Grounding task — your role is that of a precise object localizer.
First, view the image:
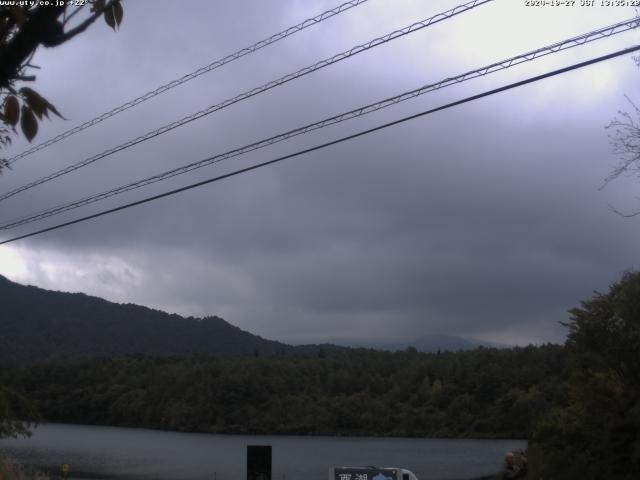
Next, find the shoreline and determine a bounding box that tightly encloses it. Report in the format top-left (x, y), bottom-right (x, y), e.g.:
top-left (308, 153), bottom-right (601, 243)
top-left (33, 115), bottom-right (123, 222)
top-left (19, 421), bottom-right (528, 442)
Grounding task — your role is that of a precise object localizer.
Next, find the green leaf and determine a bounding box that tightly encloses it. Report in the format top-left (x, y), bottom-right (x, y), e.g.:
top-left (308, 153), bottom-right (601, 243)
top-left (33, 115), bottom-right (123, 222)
top-left (19, 87), bottom-right (46, 119)
top-left (19, 87), bottom-right (65, 120)
top-left (20, 105), bottom-right (37, 142)
top-left (113, 0), bottom-right (123, 27)
top-left (45, 101), bottom-right (65, 120)
top-left (104, 4), bottom-right (116, 31)
top-left (4, 96), bottom-right (19, 127)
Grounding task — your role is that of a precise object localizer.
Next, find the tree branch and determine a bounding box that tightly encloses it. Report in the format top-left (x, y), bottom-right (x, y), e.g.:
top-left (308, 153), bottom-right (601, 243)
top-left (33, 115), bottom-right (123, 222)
top-left (607, 203), bottom-right (640, 218)
top-left (62, 5), bottom-right (84, 27)
top-left (50, 0), bottom-right (115, 47)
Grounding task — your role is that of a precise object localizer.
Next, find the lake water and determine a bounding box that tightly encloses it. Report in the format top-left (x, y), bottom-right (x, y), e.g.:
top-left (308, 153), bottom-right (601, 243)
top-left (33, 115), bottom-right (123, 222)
top-left (0, 423), bottom-right (525, 480)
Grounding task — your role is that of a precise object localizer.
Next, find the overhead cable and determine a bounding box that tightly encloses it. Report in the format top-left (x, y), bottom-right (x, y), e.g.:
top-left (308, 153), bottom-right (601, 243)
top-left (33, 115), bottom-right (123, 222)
top-left (1, 44), bottom-right (638, 246)
top-left (5, 0), bottom-right (372, 165)
top-left (0, 0), bottom-right (494, 203)
top-left (2, 16), bottom-right (637, 231)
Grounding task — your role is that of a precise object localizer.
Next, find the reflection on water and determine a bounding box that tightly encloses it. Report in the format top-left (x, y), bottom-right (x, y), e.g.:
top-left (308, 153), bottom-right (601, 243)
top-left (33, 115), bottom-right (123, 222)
top-left (0, 423), bottom-right (525, 480)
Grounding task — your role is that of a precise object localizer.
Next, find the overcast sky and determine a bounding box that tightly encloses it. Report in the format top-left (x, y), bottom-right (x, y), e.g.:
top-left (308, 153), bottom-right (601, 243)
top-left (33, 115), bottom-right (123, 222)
top-left (1, 0), bottom-right (639, 345)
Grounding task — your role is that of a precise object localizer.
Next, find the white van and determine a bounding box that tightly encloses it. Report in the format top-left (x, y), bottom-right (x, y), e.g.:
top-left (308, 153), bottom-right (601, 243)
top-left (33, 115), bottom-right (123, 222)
top-left (330, 467), bottom-right (419, 480)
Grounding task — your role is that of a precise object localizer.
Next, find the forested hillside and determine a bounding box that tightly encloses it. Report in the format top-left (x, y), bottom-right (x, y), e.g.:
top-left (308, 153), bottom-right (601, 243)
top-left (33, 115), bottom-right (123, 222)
top-left (530, 271), bottom-right (640, 479)
top-left (1, 345), bottom-right (567, 438)
top-left (0, 275), bottom-right (297, 363)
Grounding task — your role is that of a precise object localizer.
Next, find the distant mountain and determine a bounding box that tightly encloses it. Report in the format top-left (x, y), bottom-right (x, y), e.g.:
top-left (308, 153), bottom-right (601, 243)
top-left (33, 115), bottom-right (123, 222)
top-left (0, 275), bottom-right (298, 364)
top-left (0, 275), bottom-right (494, 365)
top-left (309, 334), bottom-right (502, 353)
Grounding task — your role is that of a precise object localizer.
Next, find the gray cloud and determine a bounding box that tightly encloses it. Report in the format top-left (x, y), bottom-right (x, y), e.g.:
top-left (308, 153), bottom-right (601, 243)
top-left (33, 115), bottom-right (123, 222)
top-left (1, 0), bottom-right (639, 346)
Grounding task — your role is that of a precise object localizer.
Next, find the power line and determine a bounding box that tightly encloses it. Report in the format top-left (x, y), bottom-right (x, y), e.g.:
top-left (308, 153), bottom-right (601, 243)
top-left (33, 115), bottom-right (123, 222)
top-left (0, 0), bottom-right (494, 203)
top-left (2, 16), bottom-right (637, 231)
top-left (5, 0), bottom-right (372, 166)
top-left (2, 44), bottom-right (637, 246)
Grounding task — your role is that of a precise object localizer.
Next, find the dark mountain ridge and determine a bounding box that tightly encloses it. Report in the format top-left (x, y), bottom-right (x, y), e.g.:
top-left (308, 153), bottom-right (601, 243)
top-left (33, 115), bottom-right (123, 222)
top-left (0, 274), bottom-right (296, 364)
top-left (0, 274), bottom-right (493, 365)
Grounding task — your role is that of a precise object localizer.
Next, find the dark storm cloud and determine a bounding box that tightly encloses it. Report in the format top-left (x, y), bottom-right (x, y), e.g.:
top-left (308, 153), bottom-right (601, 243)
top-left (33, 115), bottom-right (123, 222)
top-left (1, 0), bottom-right (639, 345)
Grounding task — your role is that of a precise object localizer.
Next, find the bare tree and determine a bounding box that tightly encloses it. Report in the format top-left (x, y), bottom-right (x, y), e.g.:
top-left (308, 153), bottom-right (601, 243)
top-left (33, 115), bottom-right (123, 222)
top-left (606, 70), bottom-right (640, 217)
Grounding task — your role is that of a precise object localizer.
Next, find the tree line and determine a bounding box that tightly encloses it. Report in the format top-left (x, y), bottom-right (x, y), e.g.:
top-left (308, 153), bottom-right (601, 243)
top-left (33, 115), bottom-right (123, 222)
top-left (0, 344), bottom-right (568, 439)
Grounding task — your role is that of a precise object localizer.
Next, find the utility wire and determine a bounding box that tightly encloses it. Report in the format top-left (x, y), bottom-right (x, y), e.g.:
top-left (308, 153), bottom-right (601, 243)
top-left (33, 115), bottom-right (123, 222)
top-left (5, 0), bottom-right (372, 165)
top-left (1, 44), bottom-right (638, 246)
top-left (2, 17), bottom-right (637, 231)
top-left (0, 0), bottom-right (494, 203)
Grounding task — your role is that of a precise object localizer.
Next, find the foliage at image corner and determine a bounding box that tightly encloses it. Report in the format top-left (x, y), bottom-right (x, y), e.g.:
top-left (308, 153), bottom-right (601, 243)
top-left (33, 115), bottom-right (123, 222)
top-left (0, 385), bottom-right (38, 439)
top-left (530, 270), bottom-right (640, 480)
top-left (0, 453), bottom-right (50, 480)
top-left (0, 0), bottom-right (124, 166)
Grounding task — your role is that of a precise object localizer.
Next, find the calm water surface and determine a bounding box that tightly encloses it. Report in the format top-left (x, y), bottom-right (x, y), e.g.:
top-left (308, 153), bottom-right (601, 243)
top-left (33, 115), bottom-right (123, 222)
top-left (0, 423), bottom-right (525, 480)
